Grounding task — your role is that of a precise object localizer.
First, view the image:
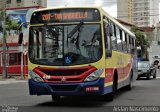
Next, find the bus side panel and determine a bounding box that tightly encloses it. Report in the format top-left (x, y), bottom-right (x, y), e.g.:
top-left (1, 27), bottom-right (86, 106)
top-left (104, 68), bottom-right (115, 94)
top-left (104, 51), bottom-right (136, 94)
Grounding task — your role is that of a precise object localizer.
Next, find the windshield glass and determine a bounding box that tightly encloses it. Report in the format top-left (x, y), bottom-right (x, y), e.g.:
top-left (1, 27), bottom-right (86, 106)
top-left (29, 23), bottom-right (102, 66)
top-left (138, 62), bottom-right (150, 68)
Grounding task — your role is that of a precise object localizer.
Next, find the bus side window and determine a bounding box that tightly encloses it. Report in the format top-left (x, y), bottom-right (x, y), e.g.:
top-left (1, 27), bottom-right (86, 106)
top-left (119, 29), bottom-right (123, 51)
top-left (125, 33), bottom-right (128, 53)
top-left (127, 35), bottom-right (131, 53)
top-left (116, 26), bottom-right (122, 51)
top-left (111, 23), bottom-right (117, 50)
top-left (103, 20), bottom-right (112, 57)
top-left (131, 38), bottom-right (135, 54)
top-left (130, 37), bottom-right (133, 50)
top-left (122, 31), bottom-right (127, 53)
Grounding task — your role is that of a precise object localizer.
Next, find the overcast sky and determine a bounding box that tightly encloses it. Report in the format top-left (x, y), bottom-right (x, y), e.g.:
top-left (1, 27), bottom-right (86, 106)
top-left (47, 0), bottom-right (117, 17)
top-left (47, 0), bottom-right (160, 20)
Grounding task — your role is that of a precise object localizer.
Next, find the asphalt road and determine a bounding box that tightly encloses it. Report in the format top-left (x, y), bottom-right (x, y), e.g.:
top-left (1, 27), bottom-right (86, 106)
top-left (0, 70), bottom-right (160, 112)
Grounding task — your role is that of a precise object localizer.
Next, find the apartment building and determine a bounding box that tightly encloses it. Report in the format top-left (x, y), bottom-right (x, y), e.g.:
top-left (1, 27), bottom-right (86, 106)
top-left (0, 0), bottom-right (47, 9)
top-left (117, 0), bottom-right (159, 27)
top-left (148, 23), bottom-right (160, 64)
top-left (117, 0), bottom-right (133, 24)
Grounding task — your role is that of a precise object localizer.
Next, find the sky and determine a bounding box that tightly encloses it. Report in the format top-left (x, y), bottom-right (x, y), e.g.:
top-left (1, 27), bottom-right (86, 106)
top-left (47, 0), bottom-right (160, 21)
top-left (47, 0), bottom-right (117, 17)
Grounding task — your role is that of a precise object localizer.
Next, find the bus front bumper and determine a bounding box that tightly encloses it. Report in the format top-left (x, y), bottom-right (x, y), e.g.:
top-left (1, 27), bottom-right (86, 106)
top-left (28, 78), bottom-right (105, 96)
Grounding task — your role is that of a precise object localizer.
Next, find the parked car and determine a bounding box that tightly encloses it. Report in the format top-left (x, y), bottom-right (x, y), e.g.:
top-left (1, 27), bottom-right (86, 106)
top-left (138, 61), bottom-right (157, 80)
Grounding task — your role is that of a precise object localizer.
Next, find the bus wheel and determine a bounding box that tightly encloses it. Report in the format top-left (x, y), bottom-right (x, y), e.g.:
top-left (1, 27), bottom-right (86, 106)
top-left (105, 74), bottom-right (117, 101)
top-left (51, 95), bottom-right (61, 102)
top-left (126, 72), bottom-right (133, 90)
top-left (106, 92), bottom-right (114, 101)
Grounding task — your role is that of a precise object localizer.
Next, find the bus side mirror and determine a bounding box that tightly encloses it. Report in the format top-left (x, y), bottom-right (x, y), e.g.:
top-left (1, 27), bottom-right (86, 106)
top-left (18, 23), bottom-right (24, 45)
top-left (106, 50), bottom-right (112, 58)
top-left (18, 32), bottom-right (23, 44)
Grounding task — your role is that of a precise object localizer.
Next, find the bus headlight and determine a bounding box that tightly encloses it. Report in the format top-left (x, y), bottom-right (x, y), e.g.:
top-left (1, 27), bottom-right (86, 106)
top-left (29, 70), bottom-right (44, 82)
top-left (84, 68), bottom-right (104, 82)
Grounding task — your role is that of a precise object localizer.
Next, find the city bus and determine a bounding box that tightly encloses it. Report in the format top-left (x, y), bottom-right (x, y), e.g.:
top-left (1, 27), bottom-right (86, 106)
top-left (20, 6), bottom-right (137, 101)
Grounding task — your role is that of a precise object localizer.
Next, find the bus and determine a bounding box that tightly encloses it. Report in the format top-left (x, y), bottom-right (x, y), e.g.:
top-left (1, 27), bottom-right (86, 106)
top-left (20, 6), bottom-right (137, 101)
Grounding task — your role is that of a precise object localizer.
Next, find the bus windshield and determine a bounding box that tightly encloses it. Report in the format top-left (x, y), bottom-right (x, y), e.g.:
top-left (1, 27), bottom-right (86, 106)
top-left (29, 23), bottom-right (102, 66)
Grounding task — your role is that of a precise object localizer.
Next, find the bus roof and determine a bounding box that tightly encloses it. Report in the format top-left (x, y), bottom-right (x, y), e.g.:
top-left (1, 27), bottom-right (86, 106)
top-left (32, 6), bottom-right (136, 39)
top-left (100, 8), bottom-right (136, 38)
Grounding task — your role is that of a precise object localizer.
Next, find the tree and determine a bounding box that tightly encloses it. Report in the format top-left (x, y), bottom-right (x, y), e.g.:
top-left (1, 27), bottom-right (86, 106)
top-left (131, 26), bottom-right (150, 59)
top-left (0, 11), bottom-right (19, 34)
top-left (0, 11), bottom-right (3, 32)
top-left (0, 10), bottom-right (19, 79)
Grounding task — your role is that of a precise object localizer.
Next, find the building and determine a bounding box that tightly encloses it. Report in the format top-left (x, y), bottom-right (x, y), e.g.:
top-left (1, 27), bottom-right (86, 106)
top-left (117, 0), bottom-right (159, 27)
top-left (148, 23), bottom-right (160, 64)
top-left (0, 0), bottom-right (47, 76)
top-left (0, 0), bottom-right (4, 10)
top-left (117, 0), bottom-right (133, 24)
top-left (4, 0), bottom-right (47, 9)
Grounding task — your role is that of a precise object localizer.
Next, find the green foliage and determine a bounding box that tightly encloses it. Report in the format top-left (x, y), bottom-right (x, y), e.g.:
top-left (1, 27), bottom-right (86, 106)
top-left (6, 20), bottom-right (19, 31)
top-left (131, 26), bottom-right (150, 58)
top-left (0, 11), bottom-right (19, 33)
top-left (0, 11), bottom-right (3, 32)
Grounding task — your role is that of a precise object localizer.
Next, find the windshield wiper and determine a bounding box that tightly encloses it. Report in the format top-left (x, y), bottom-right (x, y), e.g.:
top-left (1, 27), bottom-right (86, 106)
top-left (40, 11), bottom-right (60, 38)
top-left (68, 21), bottom-right (83, 38)
top-left (67, 22), bottom-right (84, 53)
top-left (44, 23), bottom-right (59, 37)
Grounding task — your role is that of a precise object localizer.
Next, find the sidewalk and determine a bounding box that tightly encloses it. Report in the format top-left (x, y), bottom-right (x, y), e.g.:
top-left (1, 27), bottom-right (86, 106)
top-left (0, 76), bottom-right (27, 85)
top-left (0, 79), bottom-right (27, 85)
top-left (156, 69), bottom-right (160, 79)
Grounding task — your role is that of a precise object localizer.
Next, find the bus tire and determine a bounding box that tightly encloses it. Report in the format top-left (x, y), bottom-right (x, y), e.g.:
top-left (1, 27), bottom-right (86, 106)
top-left (105, 73), bottom-right (118, 101)
top-left (51, 95), bottom-right (61, 102)
top-left (126, 71), bottom-right (133, 90)
top-left (106, 91), bottom-right (114, 101)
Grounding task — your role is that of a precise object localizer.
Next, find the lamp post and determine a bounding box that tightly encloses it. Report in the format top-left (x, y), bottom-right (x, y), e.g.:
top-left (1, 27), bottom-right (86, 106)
top-left (2, 0), bottom-right (7, 79)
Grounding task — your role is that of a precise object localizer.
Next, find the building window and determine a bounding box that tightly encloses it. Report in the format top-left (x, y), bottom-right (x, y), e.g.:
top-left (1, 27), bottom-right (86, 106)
top-left (7, 0), bottom-right (11, 4)
top-left (17, 0), bottom-right (21, 3)
top-left (9, 53), bottom-right (21, 65)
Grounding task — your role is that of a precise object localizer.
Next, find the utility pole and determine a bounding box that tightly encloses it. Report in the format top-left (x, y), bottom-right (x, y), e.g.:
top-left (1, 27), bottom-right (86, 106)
top-left (2, 0), bottom-right (7, 79)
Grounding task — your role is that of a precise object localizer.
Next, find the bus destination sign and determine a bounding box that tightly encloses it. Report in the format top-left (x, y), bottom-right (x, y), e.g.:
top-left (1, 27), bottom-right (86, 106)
top-left (30, 8), bottom-right (100, 24)
top-left (41, 12), bottom-right (89, 21)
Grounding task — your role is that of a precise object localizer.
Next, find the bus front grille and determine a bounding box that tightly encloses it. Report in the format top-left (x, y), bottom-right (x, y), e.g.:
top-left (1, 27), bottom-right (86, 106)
top-left (41, 69), bottom-right (88, 76)
top-left (47, 78), bottom-right (82, 82)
